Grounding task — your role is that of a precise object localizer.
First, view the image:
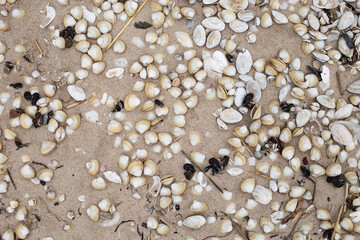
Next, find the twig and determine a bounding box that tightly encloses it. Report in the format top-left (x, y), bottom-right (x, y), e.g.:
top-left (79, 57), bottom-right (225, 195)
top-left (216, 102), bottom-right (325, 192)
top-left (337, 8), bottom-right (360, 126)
top-left (331, 205), bottom-right (344, 240)
top-left (203, 231), bottom-right (232, 240)
top-left (34, 40), bottom-right (44, 55)
top-left (7, 170), bottom-right (17, 190)
top-left (344, 182), bottom-right (349, 213)
top-left (65, 99), bottom-right (87, 109)
top-left (181, 151), bottom-right (223, 193)
top-left (106, 0), bottom-right (149, 50)
top-left (114, 220), bottom-right (134, 232)
top-left (285, 212), bottom-right (303, 240)
top-left (336, 72), bottom-right (343, 94)
top-left (248, 169), bottom-right (272, 180)
top-left (39, 197), bottom-right (70, 225)
top-left (32, 161), bottom-right (47, 168)
top-left (221, 211), bottom-right (249, 240)
top-left (240, 139), bottom-right (254, 157)
top-left (283, 198), bottom-right (304, 224)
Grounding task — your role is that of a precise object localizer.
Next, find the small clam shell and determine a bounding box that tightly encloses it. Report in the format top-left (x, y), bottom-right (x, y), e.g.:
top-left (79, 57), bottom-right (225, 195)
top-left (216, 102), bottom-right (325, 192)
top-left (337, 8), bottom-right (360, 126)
top-left (183, 215), bottom-right (206, 229)
top-left (20, 164), bottom-right (35, 179)
top-left (347, 80), bottom-right (360, 94)
top-left (229, 20), bottom-right (248, 33)
top-left (325, 163), bottom-right (341, 177)
top-left (190, 200), bottom-right (208, 213)
top-left (193, 25), bottom-right (206, 47)
top-left (171, 181), bottom-right (186, 195)
top-left (15, 223), bottom-right (29, 239)
top-left (206, 30), bottom-right (221, 49)
top-left (41, 141), bottom-right (56, 155)
top-left (86, 159), bottom-right (100, 176)
top-left (92, 177), bottom-right (107, 190)
top-left (37, 168), bottom-right (54, 182)
top-left (252, 185), bottom-right (272, 205)
top-left (220, 108), bottom-right (242, 123)
top-left (124, 93), bottom-right (141, 111)
top-left (296, 109), bottom-right (310, 127)
top-left (202, 17), bottom-right (225, 31)
top-left (241, 178), bottom-right (256, 193)
top-left (236, 49), bottom-right (253, 75)
top-left (175, 31), bottom-right (193, 48)
top-left (220, 0), bottom-right (248, 12)
top-left (87, 205), bottom-right (100, 221)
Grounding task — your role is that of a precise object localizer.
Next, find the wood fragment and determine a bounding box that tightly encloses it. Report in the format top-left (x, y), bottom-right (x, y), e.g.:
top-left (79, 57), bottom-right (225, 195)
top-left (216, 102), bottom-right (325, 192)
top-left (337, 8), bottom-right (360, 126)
top-left (221, 211), bottom-right (249, 240)
top-left (203, 231), bottom-right (232, 240)
top-left (106, 0), bottom-right (149, 50)
top-left (114, 220), bottom-right (134, 232)
top-left (344, 182), bottom-right (349, 213)
top-left (240, 139), bottom-right (254, 157)
top-left (34, 40), bottom-right (44, 55)
top-left (39, 197), bottom-right (70, 225)
top-left (7, 169), bottom-right (17, 190)
top-left (248, 169), bottom-right (272, 180)
top-left (331, 205), bottom-right (344, 240)
top-left (181, 151), bottom-right (223, 193)
top-left (283, 198), bottom-right (304, 224)
top-left (65, 99), bottom-right (87, 109)
top-left (285, 212), bottom-right (303, 240)
top-left (336, 72), bottom-right (343, 94)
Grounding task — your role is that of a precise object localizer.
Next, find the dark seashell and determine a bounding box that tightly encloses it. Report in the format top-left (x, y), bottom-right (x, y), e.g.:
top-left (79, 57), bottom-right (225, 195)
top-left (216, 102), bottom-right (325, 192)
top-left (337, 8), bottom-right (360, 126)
top-left (134, 21), bottom-right (152, 29)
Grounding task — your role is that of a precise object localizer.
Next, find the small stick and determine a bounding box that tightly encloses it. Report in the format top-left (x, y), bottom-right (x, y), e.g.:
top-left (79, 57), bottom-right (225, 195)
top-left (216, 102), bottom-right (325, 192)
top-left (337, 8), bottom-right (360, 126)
top-left (203, 231), bottom-right (232, 240)
top-left (7, 170), bottom-right (17, 190)
top-left (65, 99), bottom-right (87, 109)
top-left (34, 40), bottom-right (44, 55)
top-left (285, 212), bottom-right (303, 240)
top-left (32, 161), bottom-right (48, 168)
top-left (181, 151), bottom-right (223, 193)
top-left (336, 72), bottom-right (343, 94)
top-left (331, 205), bottom-right (344, 240)
top-left (283, 198), bottom-right (304, 224)
top-left (114, 220), bottom-right (134, 232)
top-left (263, 232), bottom-right (285, 235)
top-left (344, 182), bottom-right (349, 213)
top-left (221, 211), bottom-right (249, 240)
top-left (240, 139), bottom-right (254, 157)
top-left (39, 197), bottom-right (70, 225)
top-left (106, 0), bottom-right (149, 50)
top-left (248, 169), bottom-right (272, 180)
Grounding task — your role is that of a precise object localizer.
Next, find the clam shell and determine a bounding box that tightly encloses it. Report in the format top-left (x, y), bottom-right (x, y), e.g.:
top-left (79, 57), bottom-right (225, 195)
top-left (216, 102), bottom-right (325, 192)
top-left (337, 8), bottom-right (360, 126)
top-left (175, 31), bottom-right (193, 48)
top-left (246, 80), bottom-right (261, 102)
top-left (312, 0), bottom-right (338, 9)
top-left (296, 109), bottom-right (310, 127)
top-left (40, 4), bottom-right (56, 28)
top-left (183, 215), bottom-right (206, 229)
top-left (220, 0), bottom-right (248, 12)
top-left (193, 25), bottom-right (206, 47)
top-left (236, 49), bottom-right (253, 75)
top-left (229, 20), bottom-right (248, 33)
top-left (206, 30), bottom-right (221, 49)
top-left (252, 185), bottom-right (272, 205)
top-left (338, 11), bottom-right (354, 30)
top-left (220, 108), bottom-right (242, 123)
top-left (317, 95), bottom-right (335, 108)
top-left (202, 17), bottom-right (225, 31)
top-left (347, 80), bottom-right (360, 94)
top-left (329, 121), bottom-right (359, 145)
top-left (271, 10), bottom-right (288, 24)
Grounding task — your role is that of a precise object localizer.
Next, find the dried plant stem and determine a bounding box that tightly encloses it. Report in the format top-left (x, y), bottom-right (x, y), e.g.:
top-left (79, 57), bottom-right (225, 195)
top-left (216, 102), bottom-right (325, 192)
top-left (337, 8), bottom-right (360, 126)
top-left (344, 182), bottom-right (349, 213)
top-left (285, 212), bottom-right (303, 240)
top-left (106, 0), bottom-right (149, 50)
top-left (7, 169), bottom-right (17, 190)
top-left (65, 99), bottom-right (87, 109)
top-left (181, 151), bottom-right (223, 193)
top-left (34, 39), bottom-right (44, 55)
top-left (39, 197), bottom-right (70, 225)
top-left (203, 231), bottom-right (232, 240)
top-left (240, 139), bottom-right (254, 157)
top-left (336, 72), bottom-right (343, 94)
top-left (248, 169), bottom-right (272, 180)
top-left (221, 212), bottom-right (249, 240)
top-left (331, 205), bottom-right (344, 240)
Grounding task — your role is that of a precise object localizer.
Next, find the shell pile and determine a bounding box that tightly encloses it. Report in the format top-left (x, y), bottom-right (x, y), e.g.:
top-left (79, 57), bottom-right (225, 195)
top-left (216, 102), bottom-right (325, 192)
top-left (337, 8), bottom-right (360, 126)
top-left (1, 0), bottom-right (360, 239)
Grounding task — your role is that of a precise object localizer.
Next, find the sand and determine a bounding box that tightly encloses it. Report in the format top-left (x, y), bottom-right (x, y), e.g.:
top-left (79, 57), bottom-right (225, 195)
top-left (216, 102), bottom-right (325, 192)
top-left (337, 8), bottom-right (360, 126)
top-left (0, 0), bottom-right (358, 239)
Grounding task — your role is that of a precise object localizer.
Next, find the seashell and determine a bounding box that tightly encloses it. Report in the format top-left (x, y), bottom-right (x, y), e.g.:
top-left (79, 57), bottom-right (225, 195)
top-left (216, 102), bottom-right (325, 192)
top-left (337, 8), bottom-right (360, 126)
top-left (298, 135), bottom-right (312, 152)
top-left (316, 208), bottom-right (330, 220)
top-left (15, 223), bottom-right (29, 239)
top-left (20, 164), bottom-right (35, 179)
top-left (310, 164), bottom-right (325, 177)
top-left (220, 0), bottom-right (248, 12)
top-left (40, 4), bottom-right (56, 28)
top-left (338, 11), bottom-right (354, 30)
top-left (19, 113), bottom-right (33, 129)
top-left (87, 205), bottom-right (100, 221)
top-left (86, 159), bottom-right (99, 176)
top-left (330, 121), bottom-right (360, 145)
top-left (312, 0), bottom-right (338, 9)
top-left (181, 7), bottom-right (196, 19)
top-left (157, 224), bottom-right (170, 235)
top-left (192, 25), bottom-right (206, 47)
top-left (289, 186), bottom-right (306, 198)
top-left (237, 10), bottom-right (255, 22)
top-left (317, 95), bottom-right (335, 108)
top-left (92, 62), bottom-right (105, 74)
top-left (253, 58), bottom-right (266, 72)
top-left (104, 171), bottom-right (121, 184)
top-left (206, 30), bottom-right (221, 49)
top-left (128, 160), bottom-right (143, 177)
top-left (236, 49), bottom-right (252, 75)
top-left (124, 93), bottom-right (141, 111)
top-left (296, 109), bottom-right (310, 127)
top-left (175, 31), bottom-right (193, 48)
top-left (41, 141), bottom-right (56, 155)
top-left (190, 200), bottom-right (208, 213)
top-left (282, 146), bottom-right (295, 160)
top-left (260, 217), bottom-right (275, 233)
top-left (271, 10), bottom-right (288, 24)
top-left (147, 216), bottom-right (159, 230)
top-left (229, 20), bottom-right (248, 33)
top-left (220, 108), bottom-right (242, 123)
top-left (347, 80), bottom-right (360, 94)
top-left (202, 17), bottom-right (225, 31)
top-left (246, 80), bottom-right (261, 102)
top-left (189, 131), bottom-right (201, 146)
top-left (325, 163), bottom-right (341, 177)
top-left (0, 20), bottom-right (10, 32)
top-left (183, 215), bottom-right (206, 229)
top-left (171, 181), bottom-right (186, 195)
top-left (241, 178), bottom-right (256, 193)
top-left (92, 177), bottom-right (107, 190)
top-left (220, 219), bottom-right (233, 233)
top-left (252, 185), bottom-right (272, 205)
top-left (261, 12), bottom-right (273, 28)
top-left (37, 168), bottom-right (54, 182)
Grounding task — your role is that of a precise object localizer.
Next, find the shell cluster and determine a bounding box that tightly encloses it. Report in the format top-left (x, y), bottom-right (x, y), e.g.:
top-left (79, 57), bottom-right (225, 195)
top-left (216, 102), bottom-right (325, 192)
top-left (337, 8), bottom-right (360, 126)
top-left (1, 0), bottom-right (360, 239)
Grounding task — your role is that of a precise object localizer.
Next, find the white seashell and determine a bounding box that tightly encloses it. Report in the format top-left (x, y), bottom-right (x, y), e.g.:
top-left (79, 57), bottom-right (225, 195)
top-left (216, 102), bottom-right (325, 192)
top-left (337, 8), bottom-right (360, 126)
top-left (330, 121), bottom-right (360, 145)
top-left (193, 25), bottom-right (206, 47)
top-left (252, 185), bottom-right (272, 205)
top-left (220, 108), bottom-right (242, 123)
top-left (229, 20), bottom-right (248, 33)
top-left (220, 0), bottom-right (248, 12)
top-left (81, 5), bottom-right (96, 23)
top-left (175, 32), bottom-right (193, 48)
top-left (246, 80), bottom-right (261, 102)
top-left (236, 49), bottom-right (253, 75)
top-left (296, 109), bottom-right (310, 127)
top-left (347, 80), bottom-right (360, 94)
top-left (106, 68), bottom-right (124, 79)
top-left (104, 171), bottom-right (122, 184)
top-left (202, 17), bottom-right (225, 31)
top-left (206, 30), bottom-right (221, 49)
top-left (183, 215), bottom-right (206, 229)
top-left (40, 4), bottom-right (56, 28)
top-left (67, 85), bottom-right (86, 101)
top-left (271, 10), bottom-right (288, 24)
top-left (338, 11), bottom-right (354, 30)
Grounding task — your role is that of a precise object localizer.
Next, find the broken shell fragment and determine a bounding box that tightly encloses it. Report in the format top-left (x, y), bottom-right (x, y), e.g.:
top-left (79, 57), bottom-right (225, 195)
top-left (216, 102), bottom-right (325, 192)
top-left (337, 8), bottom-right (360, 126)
top-left (183, 215), bottom-right (206, 229)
